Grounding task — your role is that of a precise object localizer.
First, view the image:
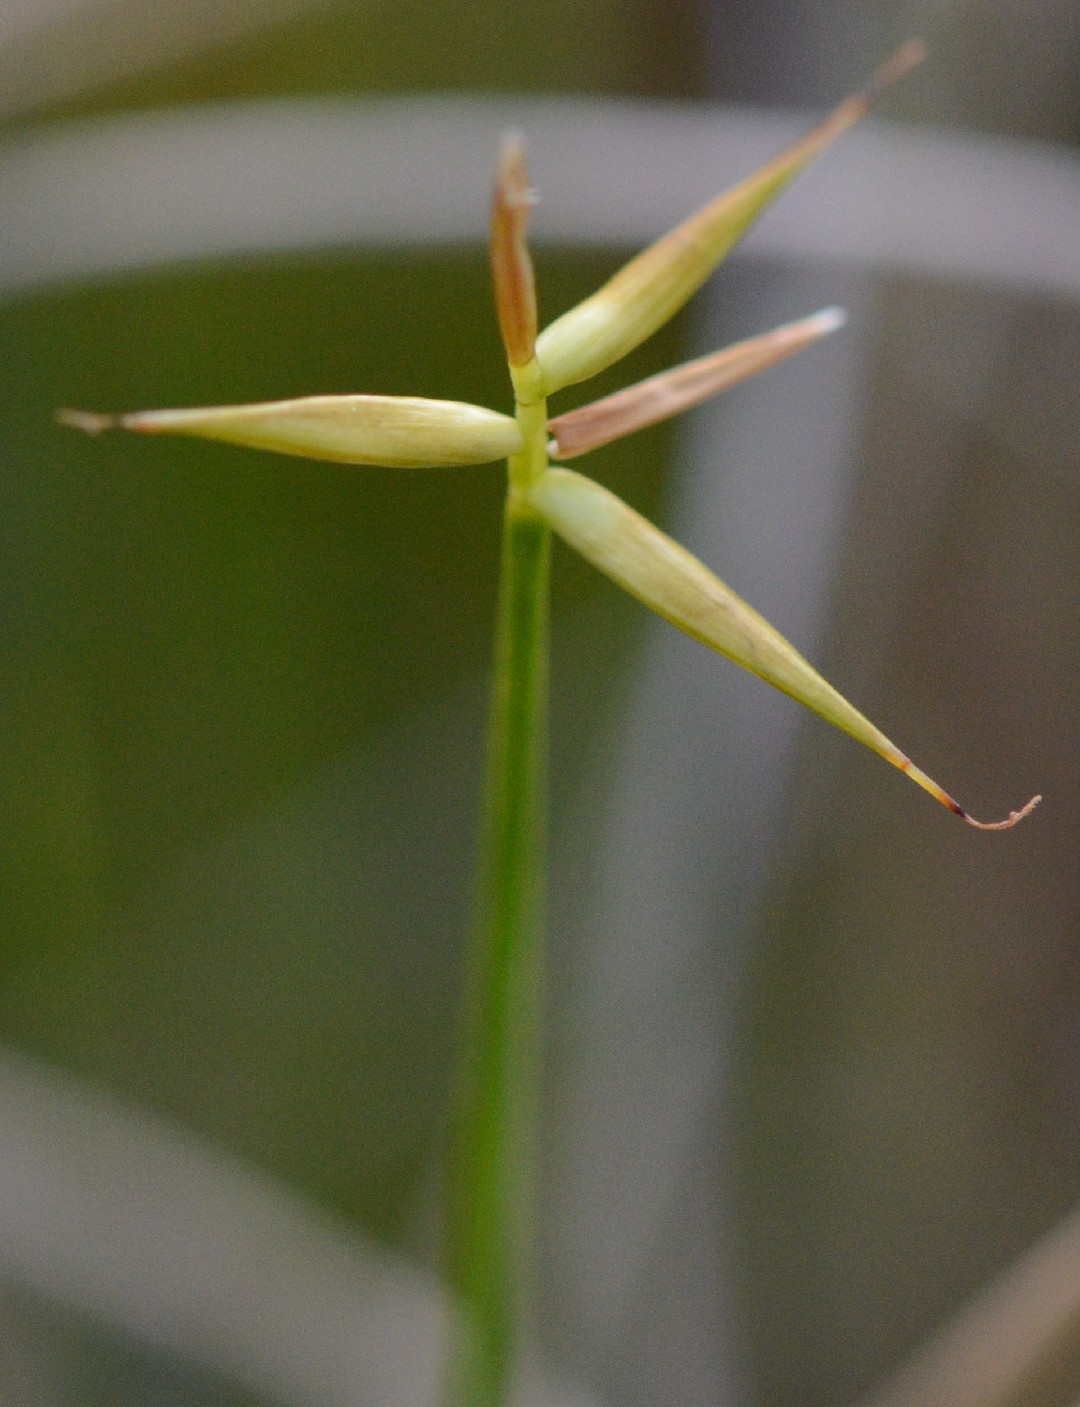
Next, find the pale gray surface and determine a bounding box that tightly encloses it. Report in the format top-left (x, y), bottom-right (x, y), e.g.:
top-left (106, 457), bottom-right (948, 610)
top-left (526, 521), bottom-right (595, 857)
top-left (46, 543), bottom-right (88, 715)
top-left (0, 0), bottom-right (335, 120)
top-left (545, 264), bottom-right (877, 1407)
top-left (3, 76), bottom-right (1076, 1407)
top-left (0, 96), bottom-right (1077, 300)
top-left (0, 1043), bottom-right (597, 1407)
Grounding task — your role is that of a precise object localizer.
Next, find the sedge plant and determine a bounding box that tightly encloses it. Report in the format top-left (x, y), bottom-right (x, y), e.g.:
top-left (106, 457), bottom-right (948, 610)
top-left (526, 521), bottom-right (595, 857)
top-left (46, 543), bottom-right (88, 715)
top-left (61, 40), bottom-right (1039, 1407)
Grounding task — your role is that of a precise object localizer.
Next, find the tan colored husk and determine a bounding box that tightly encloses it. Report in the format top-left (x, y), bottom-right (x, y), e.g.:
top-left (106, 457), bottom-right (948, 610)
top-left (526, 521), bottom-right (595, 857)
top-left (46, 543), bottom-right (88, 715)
top-left (58, 395), bottom-right (523, 468)
top-left (548, 307), bottom-right (846, 458)
top-left (535, 41), bottom-right (926, 395)
top-left (490, 134), bottom-right (539, 371)
top-left (529, 466), bottom-right (1038, 827)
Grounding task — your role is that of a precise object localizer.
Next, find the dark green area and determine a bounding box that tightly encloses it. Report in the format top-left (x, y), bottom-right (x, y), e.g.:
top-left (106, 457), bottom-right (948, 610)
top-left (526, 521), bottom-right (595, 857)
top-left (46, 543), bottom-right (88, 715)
top-left (1, 1284), bottom-right (265, 1407)
top-left (18, 0), bottom-right (706, 130)
top-left (0, 248), bottom-right (682, 1247)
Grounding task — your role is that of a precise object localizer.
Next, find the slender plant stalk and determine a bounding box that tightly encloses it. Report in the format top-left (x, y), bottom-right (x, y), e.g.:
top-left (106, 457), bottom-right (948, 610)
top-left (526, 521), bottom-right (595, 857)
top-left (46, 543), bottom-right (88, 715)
top-left (442, 134), bottom-right (553, 1406)
top-left (443, 489), bottom-right (550, 1407)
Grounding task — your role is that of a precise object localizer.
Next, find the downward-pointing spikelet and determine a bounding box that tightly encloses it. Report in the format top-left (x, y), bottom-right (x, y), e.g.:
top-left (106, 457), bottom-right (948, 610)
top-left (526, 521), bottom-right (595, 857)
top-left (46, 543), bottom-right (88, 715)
top-left (527, 468), bottom-right (1040, 830)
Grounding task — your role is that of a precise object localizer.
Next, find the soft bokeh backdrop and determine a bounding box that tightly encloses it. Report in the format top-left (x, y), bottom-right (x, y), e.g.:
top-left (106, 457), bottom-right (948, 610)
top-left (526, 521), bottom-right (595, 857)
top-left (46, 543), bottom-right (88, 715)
top-left (0, 3), bottom-right (1077, 1406)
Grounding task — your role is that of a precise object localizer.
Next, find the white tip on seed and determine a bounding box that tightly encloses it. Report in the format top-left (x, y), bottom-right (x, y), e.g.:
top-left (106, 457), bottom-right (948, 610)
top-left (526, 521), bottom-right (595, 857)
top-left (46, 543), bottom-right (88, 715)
top-left (810, 306), bottom-right (848, 336)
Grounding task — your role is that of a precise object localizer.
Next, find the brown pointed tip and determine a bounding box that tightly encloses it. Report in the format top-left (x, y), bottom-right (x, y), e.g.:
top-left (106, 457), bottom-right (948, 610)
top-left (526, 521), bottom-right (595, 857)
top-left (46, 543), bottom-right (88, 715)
top-left (491, 132), bottom-right (538, 370)
top-left (56, 407), bottom-right (119, 434)
top-left (496, 132), bottom-right (531, 197)
top-left (895, 757), bottom-right (1040, 831)
top-left (959, 794), bottom-right (1042, 831)
top-left (861, 39), bottom-right (928, 107)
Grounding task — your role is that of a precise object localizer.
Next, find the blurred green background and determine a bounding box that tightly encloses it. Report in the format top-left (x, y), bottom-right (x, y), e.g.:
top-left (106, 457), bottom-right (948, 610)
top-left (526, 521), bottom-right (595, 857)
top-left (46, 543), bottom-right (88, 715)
top-left (0, 2), bottom-right (1077, 1406)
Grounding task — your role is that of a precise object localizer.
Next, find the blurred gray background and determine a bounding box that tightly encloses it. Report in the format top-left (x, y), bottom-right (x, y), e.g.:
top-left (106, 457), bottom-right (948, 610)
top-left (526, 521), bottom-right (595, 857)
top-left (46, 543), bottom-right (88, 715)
top-left (0, 2), bottom-right (1077, 1405)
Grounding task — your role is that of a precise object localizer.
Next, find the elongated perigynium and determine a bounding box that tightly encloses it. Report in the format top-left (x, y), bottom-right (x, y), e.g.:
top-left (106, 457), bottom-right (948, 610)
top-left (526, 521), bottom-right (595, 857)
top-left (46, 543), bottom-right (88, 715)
top-left (61, 41), bottom-right (1038, 829)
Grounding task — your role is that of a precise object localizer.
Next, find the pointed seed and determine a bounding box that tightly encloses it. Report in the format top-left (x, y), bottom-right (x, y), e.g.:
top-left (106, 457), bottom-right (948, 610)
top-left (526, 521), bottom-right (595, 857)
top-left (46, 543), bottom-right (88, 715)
top-left (535, 42), bottom-right (926, 394)
top-left (57, 395), bottom-right (523, 468)
top-left (528, 465), bottom-right (1037, 827)
top-left (491, 133), bottom-right (539, 371)
top-left (548, 307), bottom-right (846, 459)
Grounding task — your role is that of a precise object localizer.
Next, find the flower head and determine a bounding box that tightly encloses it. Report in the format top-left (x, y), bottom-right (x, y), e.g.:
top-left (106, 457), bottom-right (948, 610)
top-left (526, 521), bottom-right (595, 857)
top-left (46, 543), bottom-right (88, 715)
top-left (60, 42), bottom-right (1039, 829)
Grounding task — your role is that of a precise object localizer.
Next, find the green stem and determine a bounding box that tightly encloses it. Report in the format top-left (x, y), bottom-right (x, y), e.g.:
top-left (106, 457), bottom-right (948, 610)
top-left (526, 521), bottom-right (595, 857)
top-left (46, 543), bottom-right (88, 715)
top-left (444, 490), bottom-right (550, 1407)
